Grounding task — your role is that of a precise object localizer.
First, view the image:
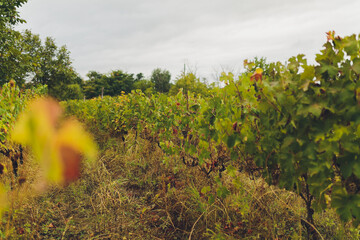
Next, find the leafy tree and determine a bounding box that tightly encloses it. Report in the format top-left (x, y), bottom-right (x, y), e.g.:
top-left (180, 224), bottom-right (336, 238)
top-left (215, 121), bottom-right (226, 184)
top-left (83, 71), bottom-right (103, 99)
top-left (0, 28), bottom-right (83, 100)
top-left (60, 83), bottom-right (84, 100)
top-left (27, 35), bottom-right (81, 100)
top-left (0, 0), bottom-right (27, 27)
top-left (0, 28), bottom-right (29, 85)
top-left (0, 29), bottom-right (83, 100)
top-left (133, 79), bottom-right (154, 95)
top-left (104, 70), bottom-right (135, 95)
top-left (169, 72), bottom-right (209, 96)
top-left (150, 68), bottom-right (171, 93)
top-left (0, 0), bottom-right (28, 85)
top-left (83, 70), bottom-right (138, 98)
top-left (135, 73), bottom-right (144, 81)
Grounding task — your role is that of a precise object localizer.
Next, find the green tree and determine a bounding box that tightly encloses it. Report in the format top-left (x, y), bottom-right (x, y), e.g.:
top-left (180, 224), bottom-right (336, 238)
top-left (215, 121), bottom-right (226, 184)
top-left (133, 79), bottom-right (154, 95)
top-left (104, 70), bottom-right (135, 95)
top-left (0, 28), bottom-right (28, 85)
top-left (83, 70), bottom-right (138, 98)
top-left (27, 35), bottom-right (82, 100)
top-left (83, 71), bottom-right (103, 99)
top-left (0, 28), bottom-right (83, 100)
top-left (150, 68), bottom-right (171, 93)
top-left (169, 72), bottom-right (209, 96)
top-left (135, 72), bottom-right (144, 81)
top-left (0, 0), bottom-right (27, 27)
top-left (0, 0), bottom-right (28, 85)
top-left (61, 83), bottom-right (84, 100)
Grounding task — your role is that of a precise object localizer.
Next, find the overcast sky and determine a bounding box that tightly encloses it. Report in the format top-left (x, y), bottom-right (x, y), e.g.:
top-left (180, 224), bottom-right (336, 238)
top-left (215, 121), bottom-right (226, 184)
top-left (16, 0), bottom-right (360, 82)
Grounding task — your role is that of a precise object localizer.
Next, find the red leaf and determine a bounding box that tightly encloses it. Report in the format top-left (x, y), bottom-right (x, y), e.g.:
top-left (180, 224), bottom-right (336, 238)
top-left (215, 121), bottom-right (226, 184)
top-left (60, 145), bottom-right (82, 185)
top-left (326, 30), bottom-right (335, 41)
top-left (18, 227), bottom-right (25, 235)
top-left (48, 223), bottom-right (55, 228)
top-left (250, 72), bottom-right (262, 82)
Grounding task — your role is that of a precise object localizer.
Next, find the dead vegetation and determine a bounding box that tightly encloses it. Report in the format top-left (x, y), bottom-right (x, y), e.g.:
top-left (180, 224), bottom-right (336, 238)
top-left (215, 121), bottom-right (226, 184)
top-left (0, 132), bottom-right (358, 239)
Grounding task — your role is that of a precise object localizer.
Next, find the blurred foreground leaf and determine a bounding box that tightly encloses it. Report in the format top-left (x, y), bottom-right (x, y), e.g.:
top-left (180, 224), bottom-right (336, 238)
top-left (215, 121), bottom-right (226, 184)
top-left (11, 97), bottom-right (97, 185)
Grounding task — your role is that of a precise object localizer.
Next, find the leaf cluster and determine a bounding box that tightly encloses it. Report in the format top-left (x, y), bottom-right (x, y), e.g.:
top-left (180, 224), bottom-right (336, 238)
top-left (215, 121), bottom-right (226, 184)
top-left (62, 33), bottom-right (360, 228)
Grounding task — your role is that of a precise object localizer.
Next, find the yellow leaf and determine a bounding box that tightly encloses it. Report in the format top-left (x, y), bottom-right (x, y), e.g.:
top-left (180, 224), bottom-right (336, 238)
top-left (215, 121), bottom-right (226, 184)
top-left (325, 194), bottom-right (331, 205)
top-left (326, 30), bottom-right (335, 41)
top-left (56, 119), bottom-right (97, 163)
top-left (255, 68), bottom-right (263, 74)
top-left (11, 97), bottom-right (59, 162)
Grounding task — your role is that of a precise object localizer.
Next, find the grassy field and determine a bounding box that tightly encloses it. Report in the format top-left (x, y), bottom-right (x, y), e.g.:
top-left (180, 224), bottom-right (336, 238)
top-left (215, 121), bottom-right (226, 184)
top-left (1, 131), bottom-right (358, 239)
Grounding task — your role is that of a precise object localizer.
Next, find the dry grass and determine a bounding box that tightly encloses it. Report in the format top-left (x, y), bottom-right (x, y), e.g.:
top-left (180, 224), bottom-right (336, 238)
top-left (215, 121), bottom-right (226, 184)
top-left (0, 133), bottom-right (358, 239)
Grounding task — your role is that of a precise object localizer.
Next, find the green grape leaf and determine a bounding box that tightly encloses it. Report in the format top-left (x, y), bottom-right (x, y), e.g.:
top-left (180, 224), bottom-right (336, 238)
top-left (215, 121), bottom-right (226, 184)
top-left (216, 186), bottom-right (230, 199)
top-left (343, 35), bottom-right (359, 57)
top-left (352, 58), bottom-right (360, 74)
top-left (227, 134), bottom-right (237, 148)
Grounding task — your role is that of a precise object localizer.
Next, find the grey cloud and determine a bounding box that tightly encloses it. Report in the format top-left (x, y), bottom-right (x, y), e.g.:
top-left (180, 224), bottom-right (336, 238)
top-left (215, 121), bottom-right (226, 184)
top-left (16, 0), bottom-right (360, 81)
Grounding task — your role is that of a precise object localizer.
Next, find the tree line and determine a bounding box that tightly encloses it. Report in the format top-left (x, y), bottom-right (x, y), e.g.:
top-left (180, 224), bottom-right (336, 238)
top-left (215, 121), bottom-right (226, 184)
top-left (0, 0), bottom-right (212, 100)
